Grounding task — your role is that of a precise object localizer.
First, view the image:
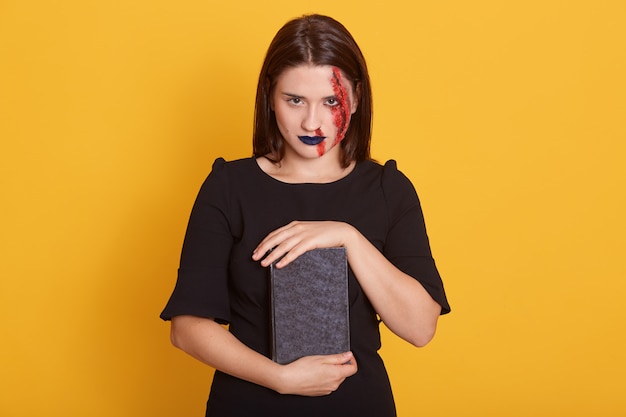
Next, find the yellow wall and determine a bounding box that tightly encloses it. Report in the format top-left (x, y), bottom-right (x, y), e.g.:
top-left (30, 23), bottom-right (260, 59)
top-left (1, 1), bottom-right (624, 416)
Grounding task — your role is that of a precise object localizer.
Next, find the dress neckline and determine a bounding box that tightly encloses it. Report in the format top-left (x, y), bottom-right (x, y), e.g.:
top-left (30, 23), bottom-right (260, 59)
top-left (252, 157), bottom-right (360, 186)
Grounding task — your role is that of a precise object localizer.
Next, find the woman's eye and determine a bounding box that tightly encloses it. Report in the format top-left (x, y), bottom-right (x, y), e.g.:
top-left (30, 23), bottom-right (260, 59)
top-left (288, 97), bottom-right (303, 105)
top-left (325, 98), bottom-right (338, 106)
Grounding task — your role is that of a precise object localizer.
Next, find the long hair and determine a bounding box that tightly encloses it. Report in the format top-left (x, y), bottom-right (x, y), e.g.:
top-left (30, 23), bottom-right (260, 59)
top-left (252, 15), bottom-right (373, 167)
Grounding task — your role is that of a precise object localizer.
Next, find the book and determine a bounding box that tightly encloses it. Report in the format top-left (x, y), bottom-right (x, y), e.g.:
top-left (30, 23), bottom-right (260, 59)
top-left (269, 247), bottom-right (350, 365)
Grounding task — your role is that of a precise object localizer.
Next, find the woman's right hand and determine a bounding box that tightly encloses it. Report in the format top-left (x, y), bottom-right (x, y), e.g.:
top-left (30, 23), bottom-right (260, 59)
top-left (274, 351), bottom-right (358, 396)
top-left (171, 316), bottom-right (357, 397)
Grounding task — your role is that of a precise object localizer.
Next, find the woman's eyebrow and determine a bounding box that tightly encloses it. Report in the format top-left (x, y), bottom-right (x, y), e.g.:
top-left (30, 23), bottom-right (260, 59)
top-left (282, 92), bottom-right (304, 99)
top-left (281, 92), bottom-right (337, 100)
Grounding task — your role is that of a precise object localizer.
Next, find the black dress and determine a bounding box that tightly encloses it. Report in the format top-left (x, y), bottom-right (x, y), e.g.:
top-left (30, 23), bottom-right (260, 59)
top-left (161, 157), bottom-right (450, 417)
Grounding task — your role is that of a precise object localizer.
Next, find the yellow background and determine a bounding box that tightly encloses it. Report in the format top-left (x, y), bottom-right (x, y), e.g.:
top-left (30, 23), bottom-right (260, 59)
top-left (1, 1), bottom-right (625, 416)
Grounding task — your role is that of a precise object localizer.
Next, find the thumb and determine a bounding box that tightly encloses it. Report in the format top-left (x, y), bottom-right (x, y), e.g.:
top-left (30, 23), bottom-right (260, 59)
top-left (328, 351), bottom-right (354, 365)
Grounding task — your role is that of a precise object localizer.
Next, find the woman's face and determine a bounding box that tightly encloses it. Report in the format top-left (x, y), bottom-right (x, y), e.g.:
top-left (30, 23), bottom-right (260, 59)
top-left (270, 64), bottom-right (358, 159)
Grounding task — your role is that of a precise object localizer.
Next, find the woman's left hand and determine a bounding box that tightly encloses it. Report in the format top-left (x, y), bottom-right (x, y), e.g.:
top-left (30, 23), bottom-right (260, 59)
top-left (252, 220), bottom-right (355, 268)
top-left (254, 220), bottom-right (442, 347)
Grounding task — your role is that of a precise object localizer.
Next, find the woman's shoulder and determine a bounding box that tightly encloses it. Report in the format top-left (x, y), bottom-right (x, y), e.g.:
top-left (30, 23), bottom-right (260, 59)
top-left (371, 159), bottom-right (420, 204)
top-left (196, 157), bottom-right (257, 194)
top-left (359, 159), bottom-right (412, 187)
top-left (210, 156), bottom-right (255, 171)
top-left (358, 158), bottom-right (402, 173)
top-left (203, 156), bottom-right (257, 180)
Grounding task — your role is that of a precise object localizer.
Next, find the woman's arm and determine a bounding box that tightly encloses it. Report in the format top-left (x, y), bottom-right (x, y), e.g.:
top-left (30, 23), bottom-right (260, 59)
top-left (170, 315), bottom-right (358, 396)
top-left (253, 221), bottom-right (442, 347)
top-left (341, 225), bottom-right (441, 347)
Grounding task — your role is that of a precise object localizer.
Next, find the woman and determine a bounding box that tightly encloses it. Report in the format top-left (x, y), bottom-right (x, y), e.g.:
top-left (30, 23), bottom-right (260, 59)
top-left (161, 14), bottom-right (450, 417)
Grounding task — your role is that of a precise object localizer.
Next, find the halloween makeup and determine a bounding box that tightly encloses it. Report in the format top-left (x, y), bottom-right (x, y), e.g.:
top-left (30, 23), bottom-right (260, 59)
top-left (308, 68), bottom-right (351, 157)
top-left (272, 65), bottom-right (355, 160)
top-left (309, 68), bottom-right (352, 157)
top-left (298, 128), bottom-right (326, 145)
top-left (330, 67), bottom-right (351, 146)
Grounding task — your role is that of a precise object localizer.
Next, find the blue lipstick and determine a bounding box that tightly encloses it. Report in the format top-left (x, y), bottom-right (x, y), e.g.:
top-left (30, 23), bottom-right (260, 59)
top-left (298, 136), bottom-right (326, 145)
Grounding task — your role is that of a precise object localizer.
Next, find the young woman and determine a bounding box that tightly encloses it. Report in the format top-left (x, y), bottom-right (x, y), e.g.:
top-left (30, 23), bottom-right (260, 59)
top-left (161, 14), bottom-right (450, 417)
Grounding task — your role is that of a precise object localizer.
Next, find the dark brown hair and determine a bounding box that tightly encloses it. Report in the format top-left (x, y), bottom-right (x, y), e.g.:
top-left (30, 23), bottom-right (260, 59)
top-left (252, 14), bottom-right (373, 167)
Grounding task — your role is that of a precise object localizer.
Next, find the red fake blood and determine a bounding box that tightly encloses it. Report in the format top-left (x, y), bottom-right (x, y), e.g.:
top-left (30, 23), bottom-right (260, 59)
top-left (315, 128), bottom-right (325, 156)
top-left (330, 67), bottom-right (350, 146)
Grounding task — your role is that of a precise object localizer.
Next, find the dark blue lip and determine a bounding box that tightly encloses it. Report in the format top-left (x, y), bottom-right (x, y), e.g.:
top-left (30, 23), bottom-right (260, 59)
top-left (298, 136), bottom-right (326, 145)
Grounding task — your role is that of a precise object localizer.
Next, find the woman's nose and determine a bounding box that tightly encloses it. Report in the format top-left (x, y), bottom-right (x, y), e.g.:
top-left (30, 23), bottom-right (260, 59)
top-left (301, 106), bottom-right (322, 132)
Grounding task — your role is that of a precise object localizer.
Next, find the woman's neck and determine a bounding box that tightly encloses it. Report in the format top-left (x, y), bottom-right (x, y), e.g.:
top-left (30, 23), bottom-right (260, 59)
top-left (257, 153), bottom-right (355, 184)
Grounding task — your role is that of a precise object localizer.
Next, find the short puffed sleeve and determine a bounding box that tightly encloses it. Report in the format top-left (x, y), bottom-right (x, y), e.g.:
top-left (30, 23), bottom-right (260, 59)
top-left (160, 158), bottom-right (233, 323)
top-left (381, 160), bottom-right (450, 314)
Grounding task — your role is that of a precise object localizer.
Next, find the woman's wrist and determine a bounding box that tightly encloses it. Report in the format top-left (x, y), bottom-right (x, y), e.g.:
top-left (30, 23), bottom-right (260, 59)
top-left (270, 362), bottom-right (290, 394)
top-left (341, 222), bottom-right (362, 250)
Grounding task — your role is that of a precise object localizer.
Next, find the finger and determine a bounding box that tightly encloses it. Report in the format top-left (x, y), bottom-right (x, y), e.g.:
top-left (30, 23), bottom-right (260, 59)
top-left (259, 233), bottom-right (314, 267)
top-left (252, 222), bottom-right (300, 261)
top-left (324, 351), bottom-right (355, 366)
top-left (252, 238), bottom-right (282, 262)
top-left (328, 352), bottom-right (358, 379)
top-left (270, 243), bottom-right (311, 268)
top-left (258, 239), bottom-right (301, 267)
